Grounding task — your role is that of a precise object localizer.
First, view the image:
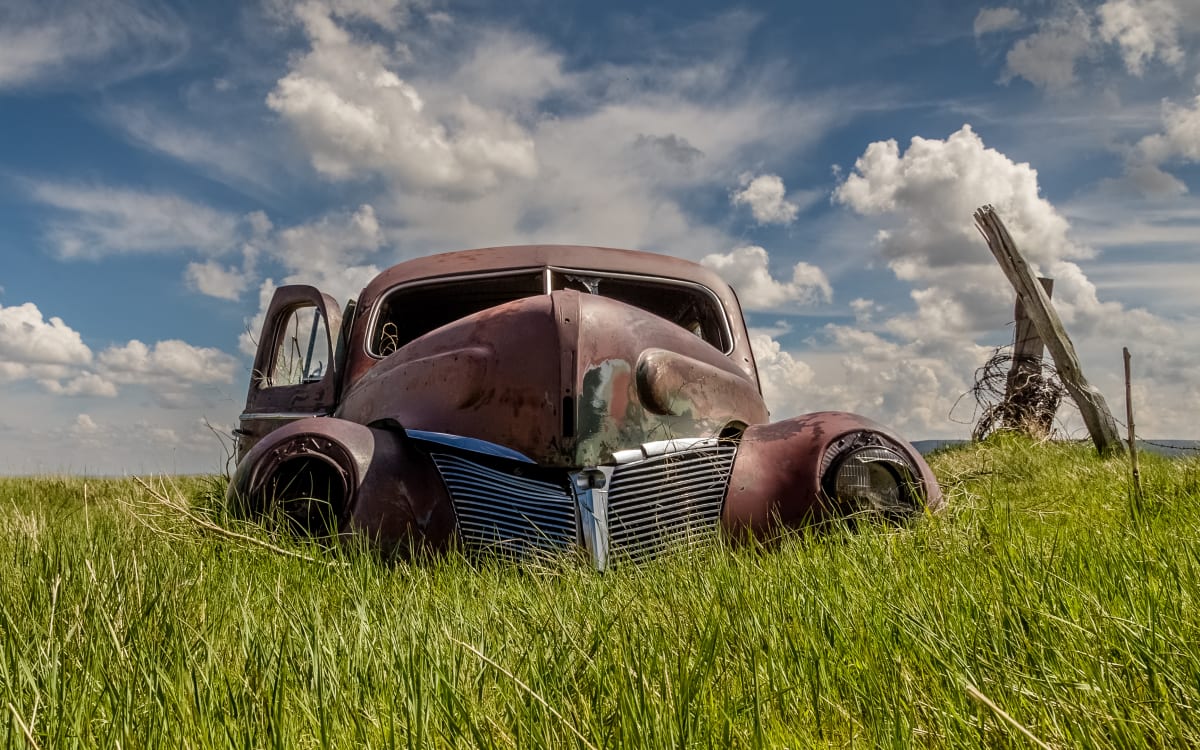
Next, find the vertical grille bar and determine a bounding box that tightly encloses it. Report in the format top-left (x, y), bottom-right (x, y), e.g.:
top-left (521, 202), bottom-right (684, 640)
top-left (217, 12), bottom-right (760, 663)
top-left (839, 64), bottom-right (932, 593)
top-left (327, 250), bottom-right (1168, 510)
top-left (606, 444), bottom-right (736, 562)
top-left (429, 453), bottom-right (578, 558)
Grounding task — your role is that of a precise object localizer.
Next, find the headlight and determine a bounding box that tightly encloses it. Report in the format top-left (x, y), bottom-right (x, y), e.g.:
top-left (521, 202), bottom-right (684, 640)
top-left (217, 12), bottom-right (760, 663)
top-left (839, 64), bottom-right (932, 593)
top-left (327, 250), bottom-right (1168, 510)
top-left (245, 435), bottom-right (354, 537)
top-left (825, 444), bottom-right (919, 518)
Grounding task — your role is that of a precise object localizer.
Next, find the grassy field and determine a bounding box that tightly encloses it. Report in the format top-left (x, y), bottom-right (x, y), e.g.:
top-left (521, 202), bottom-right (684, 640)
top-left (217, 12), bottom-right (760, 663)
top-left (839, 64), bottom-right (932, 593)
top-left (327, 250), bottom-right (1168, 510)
top-left (2, 435), bottom-right (1199, 748)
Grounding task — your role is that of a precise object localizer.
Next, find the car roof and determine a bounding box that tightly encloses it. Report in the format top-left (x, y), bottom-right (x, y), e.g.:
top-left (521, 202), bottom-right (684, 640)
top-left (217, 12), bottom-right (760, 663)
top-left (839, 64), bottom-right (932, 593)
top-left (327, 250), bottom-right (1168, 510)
top-left (357, 245), bottom-right (737, 308)
top-left (348, 244), bottom-right (760, 389)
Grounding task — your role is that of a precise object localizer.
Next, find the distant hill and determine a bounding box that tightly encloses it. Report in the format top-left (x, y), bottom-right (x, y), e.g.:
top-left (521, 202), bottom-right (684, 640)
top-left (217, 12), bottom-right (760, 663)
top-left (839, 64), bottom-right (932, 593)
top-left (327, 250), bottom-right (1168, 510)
top-left (913, 438), bottom-right (1200, 457)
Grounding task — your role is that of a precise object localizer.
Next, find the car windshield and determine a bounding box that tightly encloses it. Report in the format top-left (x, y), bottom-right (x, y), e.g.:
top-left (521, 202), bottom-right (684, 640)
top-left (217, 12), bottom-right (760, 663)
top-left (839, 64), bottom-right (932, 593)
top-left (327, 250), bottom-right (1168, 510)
top-left (372, 272), bottom-right (544, 356)
top-left (551, 272), bottom-right (729, 351)
top-left (371, 268), bottom-right (730, 356)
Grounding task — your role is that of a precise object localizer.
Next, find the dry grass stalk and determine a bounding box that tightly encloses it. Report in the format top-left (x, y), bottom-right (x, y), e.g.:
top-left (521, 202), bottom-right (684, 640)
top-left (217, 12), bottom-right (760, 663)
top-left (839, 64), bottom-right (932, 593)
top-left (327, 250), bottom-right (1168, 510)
top-left (127, 475), bottom-right (344, 568)
top-left (963, 683), bottom-right (1054, 750)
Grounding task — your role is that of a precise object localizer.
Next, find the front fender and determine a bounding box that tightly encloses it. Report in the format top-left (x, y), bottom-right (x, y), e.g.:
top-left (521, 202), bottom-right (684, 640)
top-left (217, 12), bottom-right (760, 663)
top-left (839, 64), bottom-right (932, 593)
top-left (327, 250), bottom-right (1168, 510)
top-left (227, 417), bottom-right (454, 555)
top-left (722, 411), bottom-right (943, 538)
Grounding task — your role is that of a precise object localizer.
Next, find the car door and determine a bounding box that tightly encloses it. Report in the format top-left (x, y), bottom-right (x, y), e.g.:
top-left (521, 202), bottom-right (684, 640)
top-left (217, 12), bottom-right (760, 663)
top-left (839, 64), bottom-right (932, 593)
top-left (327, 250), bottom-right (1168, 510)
top-left (235, 285), bottom-right (344, 460)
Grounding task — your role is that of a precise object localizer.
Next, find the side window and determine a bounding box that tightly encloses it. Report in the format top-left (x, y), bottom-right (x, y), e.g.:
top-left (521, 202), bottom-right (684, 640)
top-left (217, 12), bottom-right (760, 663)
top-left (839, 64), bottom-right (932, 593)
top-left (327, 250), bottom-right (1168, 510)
top-left (263, 304), bottom-right (331, 388)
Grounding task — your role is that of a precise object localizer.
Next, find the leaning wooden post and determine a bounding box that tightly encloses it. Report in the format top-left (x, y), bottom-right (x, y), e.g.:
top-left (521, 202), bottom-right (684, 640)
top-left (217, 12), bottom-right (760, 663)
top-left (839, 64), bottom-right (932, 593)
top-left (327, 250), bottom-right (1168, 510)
top-left (973, 205), bottom-right (1124, 456)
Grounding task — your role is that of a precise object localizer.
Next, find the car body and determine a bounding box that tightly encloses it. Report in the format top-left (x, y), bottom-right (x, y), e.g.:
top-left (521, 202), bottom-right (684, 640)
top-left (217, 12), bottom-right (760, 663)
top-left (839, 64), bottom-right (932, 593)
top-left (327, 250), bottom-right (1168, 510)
top-left (228, 245), bottom-right (942, 567)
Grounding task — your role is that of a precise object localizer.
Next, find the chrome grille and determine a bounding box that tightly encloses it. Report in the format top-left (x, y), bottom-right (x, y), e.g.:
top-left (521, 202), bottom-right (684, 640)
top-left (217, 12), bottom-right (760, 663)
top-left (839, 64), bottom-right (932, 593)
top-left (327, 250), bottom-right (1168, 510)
top-left (429, 453), bottom-right (578, 558)
top-left (606, 444), bottom-right (737, 562)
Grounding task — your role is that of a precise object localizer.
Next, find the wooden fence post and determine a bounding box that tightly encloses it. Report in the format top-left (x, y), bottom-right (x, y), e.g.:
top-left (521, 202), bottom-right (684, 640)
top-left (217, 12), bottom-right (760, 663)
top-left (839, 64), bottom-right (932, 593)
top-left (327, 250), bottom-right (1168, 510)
top-left (1124, 347), bottom-right (1143, 510)
top-left (1003, 277), bottom-right (1055, 435)
top-left (973, 205), bottom-right (1124, 456)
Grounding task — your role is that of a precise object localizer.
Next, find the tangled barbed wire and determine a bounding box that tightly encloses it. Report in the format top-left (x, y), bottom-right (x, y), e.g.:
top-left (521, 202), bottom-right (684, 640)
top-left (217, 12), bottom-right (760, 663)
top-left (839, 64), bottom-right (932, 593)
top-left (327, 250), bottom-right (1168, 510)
top-left (956, 346), bottom-right (1067, 442)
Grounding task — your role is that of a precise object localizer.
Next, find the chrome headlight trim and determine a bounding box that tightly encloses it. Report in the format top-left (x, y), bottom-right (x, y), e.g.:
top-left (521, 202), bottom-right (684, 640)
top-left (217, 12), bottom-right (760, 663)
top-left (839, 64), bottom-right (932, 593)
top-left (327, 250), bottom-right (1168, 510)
top-left (821, 432), bottom-right (923, 517)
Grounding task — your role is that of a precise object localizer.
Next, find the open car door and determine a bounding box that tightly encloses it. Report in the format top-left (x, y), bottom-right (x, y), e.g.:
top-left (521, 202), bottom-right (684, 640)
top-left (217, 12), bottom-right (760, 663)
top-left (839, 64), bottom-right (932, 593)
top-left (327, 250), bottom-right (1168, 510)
top-left (235, 285), bottom-right (344, 460)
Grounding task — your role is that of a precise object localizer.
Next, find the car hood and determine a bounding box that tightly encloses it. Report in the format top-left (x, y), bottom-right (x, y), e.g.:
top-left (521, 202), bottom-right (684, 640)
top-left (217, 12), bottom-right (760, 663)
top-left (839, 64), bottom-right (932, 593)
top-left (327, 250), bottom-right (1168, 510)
top-left (337, 290), bottom-right (767, 467)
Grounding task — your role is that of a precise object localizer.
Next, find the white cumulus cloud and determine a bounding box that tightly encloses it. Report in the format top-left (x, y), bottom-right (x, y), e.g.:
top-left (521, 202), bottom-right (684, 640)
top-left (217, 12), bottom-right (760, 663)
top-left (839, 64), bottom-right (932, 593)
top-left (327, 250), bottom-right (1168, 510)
top-left (0, 299), bottom-right (241, 406)
top-left (1002, 7), bottom-right (1095, 91)
top-left (1136, 94), bottom-right (1200, 165)
top-left (835, 124), bottom-right (1086, 271)
top-left (42, 372), bottom-right (119, 398)
top-left (731, 173), bottom-right (800, 225)
top-left (266, 3), bottom-right (538, 195)
top-left (98, 339), bottom-right (238, 387)
top-left (0, 302), bottom-right (93, 366)
top-left (749, 333), bottom-right (816, 418)
top-left (70, 413), bottom-right (100, 436)
top-left (832, 124), bottom-right (1130, 338)
top-left (1123, 94), bottom-right (1200, 195)
top-left (701, 245), bottom-right (831, 311)
top-left (186, 259), bottom-right (252, 301)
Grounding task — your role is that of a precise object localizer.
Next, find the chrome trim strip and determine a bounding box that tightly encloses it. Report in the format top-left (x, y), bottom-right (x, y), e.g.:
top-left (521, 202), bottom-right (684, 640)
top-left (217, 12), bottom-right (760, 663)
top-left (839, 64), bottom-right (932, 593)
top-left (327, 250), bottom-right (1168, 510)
top-left (406, 429), bottom-right (536, 464)
top-left (572, 466), bottom-right (616, 571)
top-left (611, 437), bottom-right (721, 464)
top-left (238, 412), bottom-right (329, 421)
top-left (640, 437), bottom-right (720, 457)
top-left (610, 448), bottom-right (644, 463)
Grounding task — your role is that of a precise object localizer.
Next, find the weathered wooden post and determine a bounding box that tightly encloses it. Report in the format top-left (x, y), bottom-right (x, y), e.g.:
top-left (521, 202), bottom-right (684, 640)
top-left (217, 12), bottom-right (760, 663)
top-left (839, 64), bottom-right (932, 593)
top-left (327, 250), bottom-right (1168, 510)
top-left (1003, 277), bottom-right (1055, 435)
top-left (973, 205), bottom-right (1124, 456)
top-left (1124, 347), bottom-right (1143, 510)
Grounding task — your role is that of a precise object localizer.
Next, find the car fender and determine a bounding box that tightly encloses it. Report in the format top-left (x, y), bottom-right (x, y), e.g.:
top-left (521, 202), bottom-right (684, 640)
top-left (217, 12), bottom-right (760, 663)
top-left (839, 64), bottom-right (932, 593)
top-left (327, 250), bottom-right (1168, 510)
top-left (227, 416), bottom-right (454, 555)
top-left (722, 411), bottom-right (943, 538)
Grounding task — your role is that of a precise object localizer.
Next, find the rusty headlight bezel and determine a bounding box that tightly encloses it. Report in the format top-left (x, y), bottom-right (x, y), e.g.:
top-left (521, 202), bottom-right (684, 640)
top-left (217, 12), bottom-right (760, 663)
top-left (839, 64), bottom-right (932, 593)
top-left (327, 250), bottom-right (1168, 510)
top-left (820, 434), bottom-right (923, 519)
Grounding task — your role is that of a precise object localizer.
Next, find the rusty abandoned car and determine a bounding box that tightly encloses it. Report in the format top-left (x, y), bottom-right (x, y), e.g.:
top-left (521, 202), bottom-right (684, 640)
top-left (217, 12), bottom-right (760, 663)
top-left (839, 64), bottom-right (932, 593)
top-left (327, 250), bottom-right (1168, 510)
top-left (229, 245), bottom-right (942, 568)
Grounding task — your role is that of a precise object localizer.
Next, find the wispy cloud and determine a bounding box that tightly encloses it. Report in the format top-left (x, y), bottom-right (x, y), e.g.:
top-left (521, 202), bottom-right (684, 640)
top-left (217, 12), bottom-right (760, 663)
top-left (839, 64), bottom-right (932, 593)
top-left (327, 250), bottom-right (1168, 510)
top-left (974, 7), bottom-right (1023, 37)
top-left (105, 104), bottom-right (283, 196)
top-left (994, 0), bottom-right (1200, 91)
top-left (0, 0), bottom-right (188, 90)
top-left (29, 181), bottom-right (246, 259)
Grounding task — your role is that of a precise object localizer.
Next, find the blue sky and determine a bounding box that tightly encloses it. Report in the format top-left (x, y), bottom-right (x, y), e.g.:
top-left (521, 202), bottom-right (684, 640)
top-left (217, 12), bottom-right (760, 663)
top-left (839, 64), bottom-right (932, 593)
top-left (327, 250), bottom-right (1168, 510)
top-left (2, 0), bottom-right (1199, 473)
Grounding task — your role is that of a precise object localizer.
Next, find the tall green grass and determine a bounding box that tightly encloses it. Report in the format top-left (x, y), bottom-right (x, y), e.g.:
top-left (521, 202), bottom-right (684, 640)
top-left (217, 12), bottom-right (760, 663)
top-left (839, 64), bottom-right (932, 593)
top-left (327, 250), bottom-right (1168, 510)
top-left (2, 436), bottom-right (1199, 748)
